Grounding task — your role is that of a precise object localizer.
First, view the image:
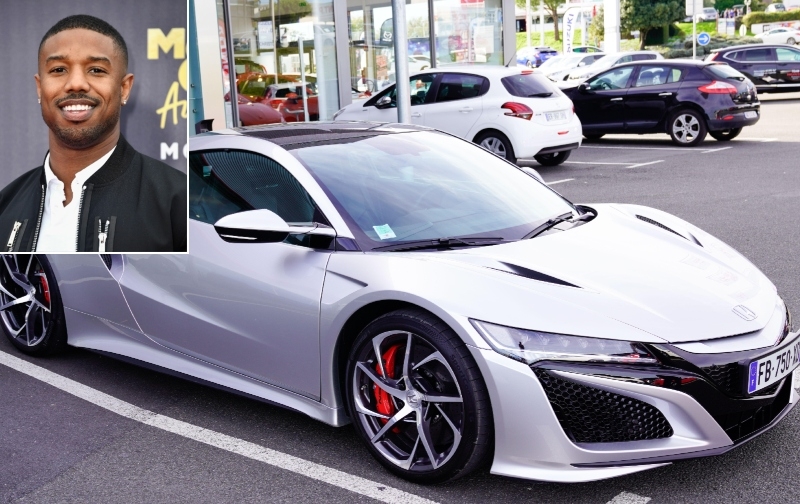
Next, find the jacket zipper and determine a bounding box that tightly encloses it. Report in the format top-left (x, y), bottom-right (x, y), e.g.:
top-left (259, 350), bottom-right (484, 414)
top-left (30, 184), bottom-right (45, 251)
top-left (73, 186), bottom-right (87, 252)
top-left (98, 219), bottom-right (110, 252)
top-left (6, 222), bottom-right (21, 252)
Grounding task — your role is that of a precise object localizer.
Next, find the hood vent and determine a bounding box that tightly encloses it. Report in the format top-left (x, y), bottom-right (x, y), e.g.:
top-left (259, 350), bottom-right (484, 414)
top-left (635, 215), bottom-right (687, 240)
top-left (490, 261), bottom-right (581, 288)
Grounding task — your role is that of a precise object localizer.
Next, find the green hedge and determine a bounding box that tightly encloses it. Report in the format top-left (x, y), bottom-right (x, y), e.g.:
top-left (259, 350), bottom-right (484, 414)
top-left (742, 10), bottom-right (800, 29)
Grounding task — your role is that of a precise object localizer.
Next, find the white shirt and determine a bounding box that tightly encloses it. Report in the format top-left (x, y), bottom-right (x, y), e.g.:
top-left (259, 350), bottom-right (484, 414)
top-left (35, 148), bottom-right (116, 252)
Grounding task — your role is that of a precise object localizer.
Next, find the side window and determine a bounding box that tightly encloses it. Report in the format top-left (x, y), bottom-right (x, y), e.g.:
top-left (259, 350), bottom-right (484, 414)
top-left (616, 55), bottom-right (633, 64)
top-left (632, 54), bottom-right (655, 61)
top-left (435, 73), bottom-right (489, 102)
top-left (367, 73), bottom-right (437, 107)
top-left (777, 48), bottom-right (800, 62)
top-left (634, 65), bottom-right (682, 87)
top-left (588, 67), bottom-right (634, 90)
top-left (189, 150), bottom-right (326, 228)
top-left (743, 48), bottom-right (774, 61)
top-left (725, 51), bottom-right (741, 62)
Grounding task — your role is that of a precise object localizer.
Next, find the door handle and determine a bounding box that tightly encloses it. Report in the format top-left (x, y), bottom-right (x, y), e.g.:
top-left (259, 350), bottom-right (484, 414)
top-left (411, 112), bottom-right (422, 118)
top-left (459, 107), bottom-right (473, 113)
top-left (610, 97), bottom-right (623, 101)
top-left (658, 92), bottom-right (673, 96)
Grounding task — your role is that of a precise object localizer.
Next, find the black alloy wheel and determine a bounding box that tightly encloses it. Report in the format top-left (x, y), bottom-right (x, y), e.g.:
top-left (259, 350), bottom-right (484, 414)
top-left (345, 309), bottom-right (492, 484)
top-left (709, 127), bottom-right (742, 141)
top-left (0, 255), bottom-right (67, 355)
top-left (534, 149), bottom-right (572, 166)
top-left (475, 131), bottom-right (517, 165)
top-left (668, 109), bottom-right (707, 147)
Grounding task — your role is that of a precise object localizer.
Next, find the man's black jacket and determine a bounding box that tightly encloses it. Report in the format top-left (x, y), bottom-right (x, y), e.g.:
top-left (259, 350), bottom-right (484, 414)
top-left (0, 136), bottom-right (186, 252)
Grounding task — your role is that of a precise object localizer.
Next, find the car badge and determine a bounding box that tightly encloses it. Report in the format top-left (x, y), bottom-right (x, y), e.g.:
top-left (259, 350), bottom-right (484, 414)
top-left (732, 305), bottom-right (757, 321)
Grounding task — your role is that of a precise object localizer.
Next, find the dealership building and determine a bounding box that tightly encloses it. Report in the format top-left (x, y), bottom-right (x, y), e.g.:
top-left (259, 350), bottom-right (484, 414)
top-left (189, 0), bottom-right (516, 132)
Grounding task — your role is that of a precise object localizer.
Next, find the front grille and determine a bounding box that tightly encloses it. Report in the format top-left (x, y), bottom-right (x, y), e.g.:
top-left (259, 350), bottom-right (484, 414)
top-left (712, 379), bottom-right (792, 442)
top-left (533, 369), bottom-right (674, 443)
top-left (701, 363), bottom-right (781, 397)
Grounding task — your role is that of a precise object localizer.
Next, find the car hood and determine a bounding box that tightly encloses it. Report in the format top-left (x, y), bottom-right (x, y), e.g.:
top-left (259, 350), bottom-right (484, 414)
top-left (415, 204), bottom-right (778, 344)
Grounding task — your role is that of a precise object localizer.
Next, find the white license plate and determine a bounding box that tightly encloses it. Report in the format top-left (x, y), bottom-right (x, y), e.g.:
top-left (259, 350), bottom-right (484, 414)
top-left (744, 111), bottom-right (758, 119)
top-left (747, 334), bottom-right (800, 394)
top-left (545, 111), bottom-right (567, 121)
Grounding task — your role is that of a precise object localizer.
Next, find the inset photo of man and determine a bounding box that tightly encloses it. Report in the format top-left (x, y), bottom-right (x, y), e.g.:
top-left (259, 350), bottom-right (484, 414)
top-left (0, 2), bottom-right (187, 252)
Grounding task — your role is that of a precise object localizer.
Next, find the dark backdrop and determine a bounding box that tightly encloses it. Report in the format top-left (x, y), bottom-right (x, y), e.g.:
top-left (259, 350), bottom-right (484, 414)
top-left (0, 0), bottom-right (187, 188)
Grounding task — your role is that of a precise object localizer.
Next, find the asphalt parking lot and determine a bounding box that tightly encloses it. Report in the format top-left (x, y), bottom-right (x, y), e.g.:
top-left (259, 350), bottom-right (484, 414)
top-left (2, 93), bottom-right (799, 504)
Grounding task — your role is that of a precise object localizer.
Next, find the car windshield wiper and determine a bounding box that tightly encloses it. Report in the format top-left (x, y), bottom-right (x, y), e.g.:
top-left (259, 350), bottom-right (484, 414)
top-left (527, 92), bottom-right (553, 97)
top-left (372, 236), bottom-right (506, 252)
top-left (522, 211), bottom-right (594, 240)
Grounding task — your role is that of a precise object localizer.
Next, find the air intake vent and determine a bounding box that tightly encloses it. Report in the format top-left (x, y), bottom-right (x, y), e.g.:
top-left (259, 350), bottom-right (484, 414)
top-left (100, 254), bottom-right (112, 270)
top-left (635, 215), bottom-right (686, 240)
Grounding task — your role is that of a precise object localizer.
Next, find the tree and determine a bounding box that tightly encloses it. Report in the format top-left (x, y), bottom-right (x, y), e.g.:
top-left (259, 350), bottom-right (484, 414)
top-left (621, 0), bottom-right (684, 49)
top-left (516, 0), bottom-right (563, 42)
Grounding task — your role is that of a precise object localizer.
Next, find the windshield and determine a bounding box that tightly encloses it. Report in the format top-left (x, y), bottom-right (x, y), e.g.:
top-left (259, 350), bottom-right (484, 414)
top-left (291, 131), bottom-right (575, 250)
top-left (538, 55), bottom-right (567, 71)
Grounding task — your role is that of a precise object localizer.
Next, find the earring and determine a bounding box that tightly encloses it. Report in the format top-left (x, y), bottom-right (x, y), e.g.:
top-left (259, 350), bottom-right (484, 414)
top-left (38, 98), bottom-right (41, 103)
top-left (123, 99), bottom-right (127, 105)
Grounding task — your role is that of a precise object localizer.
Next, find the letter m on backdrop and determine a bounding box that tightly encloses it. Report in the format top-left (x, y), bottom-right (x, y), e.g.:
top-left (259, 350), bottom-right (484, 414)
top-left (148, 28), bottom-right (186, 59)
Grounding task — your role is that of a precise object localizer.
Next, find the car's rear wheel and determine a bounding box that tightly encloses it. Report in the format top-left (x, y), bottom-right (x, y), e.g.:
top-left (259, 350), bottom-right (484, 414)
top-left (475, 131), bottom-right (517, 165)
top-left (668, 109), bottom-right (707, 146)
top-left (0, 255), bottom-right (67, 356)
top-left (345, 309), bottom-right (492, 484)
top-left (788, 37), bottom-right (796, 45)
top-left (534, 149), bottom-right (572, 166)
top-left (709, 127), bottom-right (742, 141)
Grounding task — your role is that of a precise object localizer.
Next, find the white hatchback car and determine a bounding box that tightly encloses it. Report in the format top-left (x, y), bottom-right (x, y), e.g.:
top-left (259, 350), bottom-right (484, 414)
top-left (333, 67), bottom-right (582, 166)
top-left (757, 27), bottom-right (800, 45)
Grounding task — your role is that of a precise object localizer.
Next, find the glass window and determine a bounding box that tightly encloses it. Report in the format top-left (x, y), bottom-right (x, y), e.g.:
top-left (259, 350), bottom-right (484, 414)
top-left (501, 73), bottom-right (560, 97)
top-left (588, 67), bottom-right (634, 90)
top-left (777, 48), bottom-right (800, 61)
top-left (616, 55), bottom-right (633, 64)
top-left (436, 74), bottom-right (488, 102)
top-left (634, 65), bottom-right (681, 87)
top-left (632, 53), bottom-right (658, 61)
top-left (706, 64), bottom-right (747, 80)
top-left (433, 0), bottom-right (504, 66)
top-left (189, 150), bottom-right (324, 227)
top-left (367, 73), bottom-right (437, 107)
top-left (743, 48), bottom-right (774, 61)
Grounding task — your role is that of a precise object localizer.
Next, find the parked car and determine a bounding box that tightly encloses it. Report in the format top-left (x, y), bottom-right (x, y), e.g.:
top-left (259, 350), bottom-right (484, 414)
top-left (543, 53), bottom-right (606, 81)
top-left (567, 50), bottom-right (663, 81)
top-left (333, 67), bottom-right (583, 166)
top-left (563, 60), bottom-right (760, 146)
top-left (766, 2), bottom-right (787, 12)
top-left (238, 76), bottom-right (321, 122)
top-left (9, 123), bottom-right (798, 484)
top-left (517, 46), bottom-right (559, 67)
top-left (224, 93), bottom-right (285, 126)
top-left (572, 45), bottom-right (602, 53)
top-left (683, 7), bottom-right (719, 22)
top-left (707, 43), bottom-right (800, 93)
top-left (756, 27), bottom-right (800, 45)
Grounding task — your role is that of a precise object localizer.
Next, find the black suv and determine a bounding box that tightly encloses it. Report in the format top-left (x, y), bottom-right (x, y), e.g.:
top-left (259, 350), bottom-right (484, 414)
top-left (707, 44), bottom-right (800, 93)
top-left (563, 60), bottom-right (760, 146)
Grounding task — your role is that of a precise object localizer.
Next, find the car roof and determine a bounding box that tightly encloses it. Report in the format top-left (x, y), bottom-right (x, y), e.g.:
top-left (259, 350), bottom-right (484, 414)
top-left (202, 121), bottom-right (430, 150)
top-left (410, 65), bottom-right (549, 78)
top-left (612, 59), bottom-right (713, 68)
top-left (711, 43), bottom-right (797, 53)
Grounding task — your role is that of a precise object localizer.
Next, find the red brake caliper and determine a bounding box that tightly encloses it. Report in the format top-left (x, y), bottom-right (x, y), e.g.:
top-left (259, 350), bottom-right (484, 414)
top-left (374, 344), bottom-right (401, 427)
top-left (38, 273), bottom-right (51, 305)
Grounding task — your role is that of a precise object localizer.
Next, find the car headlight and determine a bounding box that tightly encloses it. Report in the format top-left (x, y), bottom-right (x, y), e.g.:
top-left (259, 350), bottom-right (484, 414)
top-left (470, 320), bottom-right (658, 365)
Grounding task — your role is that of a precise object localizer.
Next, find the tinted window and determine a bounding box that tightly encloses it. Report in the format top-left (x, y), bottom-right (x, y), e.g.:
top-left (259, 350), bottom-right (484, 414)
top-left (634, 65), bottom-right (682, 87)
top-left (743, 48), bottom-right (774, 61)
top-left (777, 48), bottom-right (800, 61)
top-left (724, 51), bottom-right (742, 61)
top-left (616, 55), bottom-right (633, 64)
top-left (369, 73), bottom-right (437, 107)
top-left (189, 150), bottom-right (323, 226)
top-left (588, 67), bottom-right (634, 90)
top-left (501, 72), bottom-right (560, 97)
top-left (632, 53), bottom-right (658, 61)
top-left (705, 64), bottom-right (747, 80)
top-left (436, 73), bottom-right (488, 102)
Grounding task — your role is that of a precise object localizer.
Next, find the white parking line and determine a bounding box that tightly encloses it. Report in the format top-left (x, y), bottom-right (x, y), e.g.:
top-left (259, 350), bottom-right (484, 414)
top-left (581, 145), bottom-right (688, 151)
top-left (702, 147), bottom-right (732, 154)
top-left (0, 350), bottom-right (437, 504)
top-left (626, 160), bottom-right (664, 169)
top-left (546, 178), bottom-right (575, 185)
top-left (737, 137), bottom-right (777, 142)
top-left (564, 161), bottom-right (632, 166)
top-left (606, 491), bottom-right (652, 504)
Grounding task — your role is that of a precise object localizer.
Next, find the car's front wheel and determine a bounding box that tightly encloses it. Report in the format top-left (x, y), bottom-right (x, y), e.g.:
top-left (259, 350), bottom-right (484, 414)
top-left (668, 109), bottom-right (707, 146)
top-left (788, 37), bottom-right (796, 45)
top-left (0, 255), bottom-right (67, 356)
top-left (475, 131), bottom-right (517, 165)
top-left (534, 149), bottom-right (572, 166)
top-left (345, 309), bottom-right (492, 484)
top-left (709, 127), bottom-right (742, 141)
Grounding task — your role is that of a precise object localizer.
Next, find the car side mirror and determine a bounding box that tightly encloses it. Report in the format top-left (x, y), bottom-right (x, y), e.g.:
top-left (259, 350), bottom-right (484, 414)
top-left (214, 209), bottom-right (335, 244)
top-left (579, 83), bottom-right (591, 94)
top-left (375, 95), bottom-right (394, 109)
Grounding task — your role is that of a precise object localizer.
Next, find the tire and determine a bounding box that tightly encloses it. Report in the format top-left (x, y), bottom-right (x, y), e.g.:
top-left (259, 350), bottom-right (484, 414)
top-left (474, 131), bottom-right (517, 165)
top-left (788, 37), bottom-right (796, 45)
top-left (583, 133), bottom-right (604, 141)
top-left (0, 255), bottom-right (67, 356)
top-left (534, 149), bottom-right (572, 166)
top-left (709, 127), bottom-right (742, 141)
top-left (345, 309), bottom-right (493, 484)
top-left (526, 60), bottom-right (533, 68)
top-left (668, 109), bottom-right (707, 147)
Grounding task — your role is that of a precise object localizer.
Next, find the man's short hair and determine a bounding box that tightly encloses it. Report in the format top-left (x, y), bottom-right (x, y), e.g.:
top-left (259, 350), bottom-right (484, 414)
top-left (39, 14), bottom-right (128, 71)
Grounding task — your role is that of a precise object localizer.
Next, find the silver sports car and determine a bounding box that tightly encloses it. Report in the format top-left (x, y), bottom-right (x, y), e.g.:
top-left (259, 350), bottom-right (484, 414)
top-left (2, 122), bottom-right (796, 484)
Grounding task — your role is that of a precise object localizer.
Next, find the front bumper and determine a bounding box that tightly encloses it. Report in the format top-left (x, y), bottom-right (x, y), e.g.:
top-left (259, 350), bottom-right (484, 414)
top-left (468, 329), bottom-right (799, 483)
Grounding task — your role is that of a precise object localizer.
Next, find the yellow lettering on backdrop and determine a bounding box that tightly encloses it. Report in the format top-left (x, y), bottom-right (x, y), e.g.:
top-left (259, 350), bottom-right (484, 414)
top-left (155, 42), bottom-right (188, 129)
top-left (147, 28), bottom-right (186, 59)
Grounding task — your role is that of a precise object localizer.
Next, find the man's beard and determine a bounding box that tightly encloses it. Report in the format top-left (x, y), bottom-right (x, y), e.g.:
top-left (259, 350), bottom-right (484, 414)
top-left (45, 107), bottom-right (120, 150)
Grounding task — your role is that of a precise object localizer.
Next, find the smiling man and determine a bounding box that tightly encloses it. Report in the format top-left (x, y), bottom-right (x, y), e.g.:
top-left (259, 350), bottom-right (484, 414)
top-left (0, 15), bottom-right (186, 252)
